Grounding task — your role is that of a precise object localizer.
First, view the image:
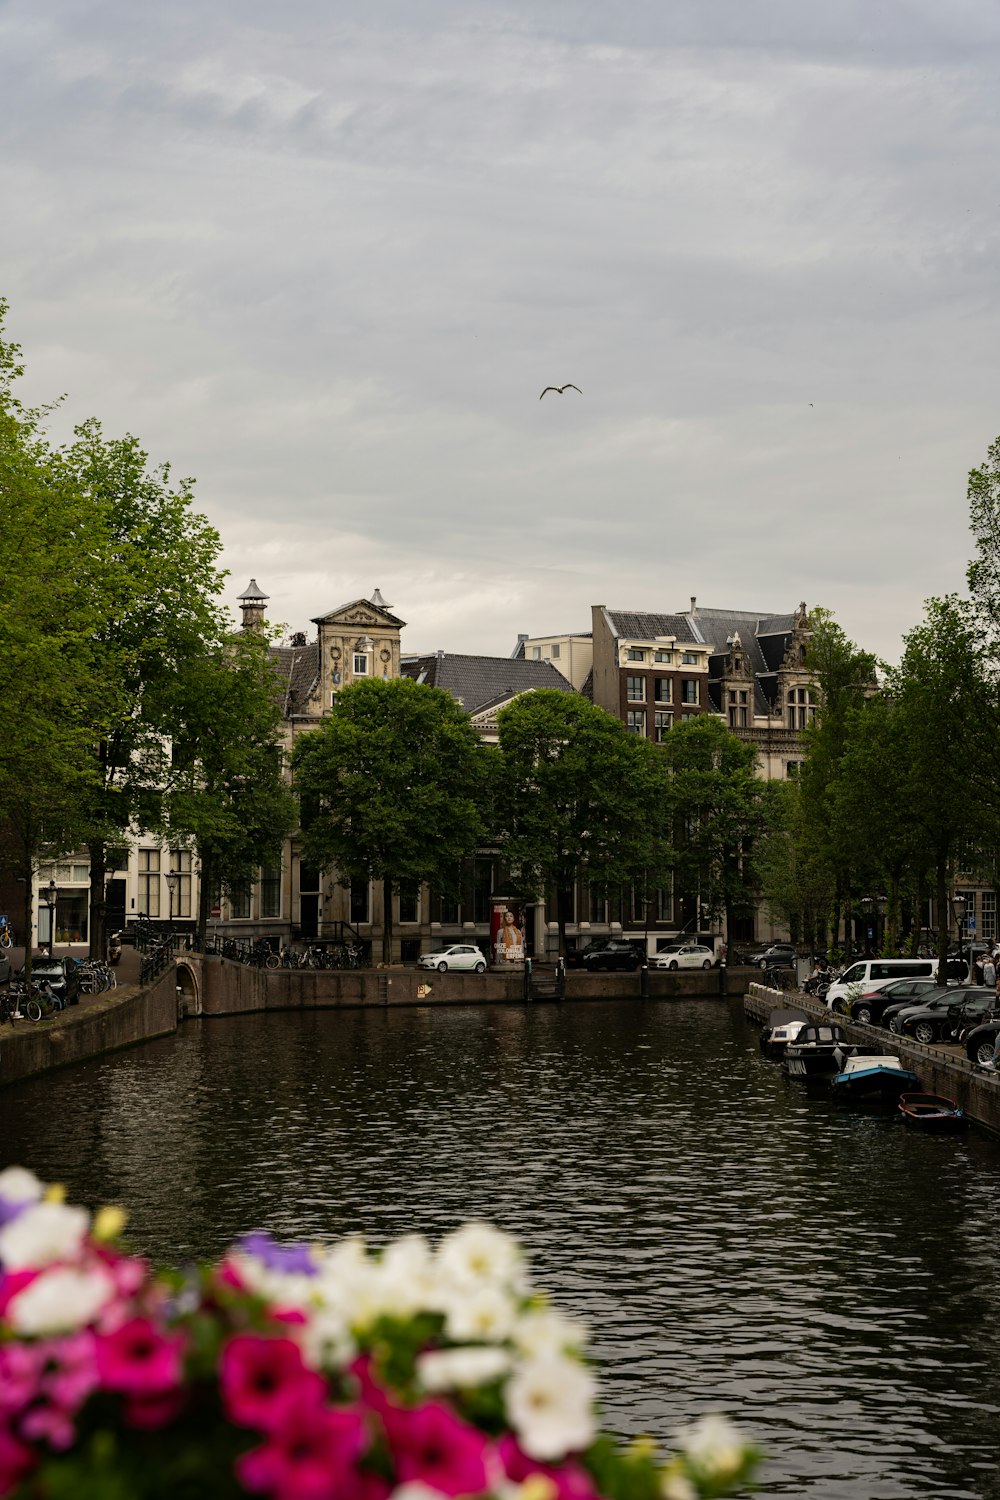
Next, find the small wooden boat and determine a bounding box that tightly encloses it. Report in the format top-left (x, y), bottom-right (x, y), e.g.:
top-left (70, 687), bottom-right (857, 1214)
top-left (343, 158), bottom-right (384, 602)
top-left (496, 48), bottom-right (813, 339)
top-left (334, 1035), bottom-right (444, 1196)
top-left (831, 1049), bottom-right (919, 1102)
top-left (897, 1092), bottom-right (966, 1130)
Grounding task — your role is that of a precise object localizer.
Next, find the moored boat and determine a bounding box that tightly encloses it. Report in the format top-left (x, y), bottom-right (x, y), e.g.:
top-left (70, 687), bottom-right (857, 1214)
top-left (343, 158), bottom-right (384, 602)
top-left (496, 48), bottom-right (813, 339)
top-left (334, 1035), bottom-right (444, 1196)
top-left (831, 1048), bottom-right (919, 1101)
top-left (759, 1008), bottom-right (808, 1059)
top-left (897, 1092), bottom-right (966, 1130)
top-left (783, 1020), bottom-right (848, 1078)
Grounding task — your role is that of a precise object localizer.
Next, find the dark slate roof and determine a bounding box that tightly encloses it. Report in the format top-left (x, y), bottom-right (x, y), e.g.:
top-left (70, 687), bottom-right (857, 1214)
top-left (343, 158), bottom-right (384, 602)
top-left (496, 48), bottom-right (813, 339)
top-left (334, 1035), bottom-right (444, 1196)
top-left (579, 667), bottom-right (594, 702)
top-left (685, 607), bottom-right (798, 712)
top-left (270, 641), bottom-right (320, 716)
top-left (603, 610), bottom-right (698, 643)
top-left (400, 653), bottom-right (575, 716)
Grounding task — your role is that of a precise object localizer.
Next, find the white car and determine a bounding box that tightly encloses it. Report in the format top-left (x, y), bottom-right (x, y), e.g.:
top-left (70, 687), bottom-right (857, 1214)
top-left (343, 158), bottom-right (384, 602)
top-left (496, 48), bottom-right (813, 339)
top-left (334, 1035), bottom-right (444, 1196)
top-left (652, 944), bottom-right (715, 971)
top-left (416, 944), bottom-right (487, 974)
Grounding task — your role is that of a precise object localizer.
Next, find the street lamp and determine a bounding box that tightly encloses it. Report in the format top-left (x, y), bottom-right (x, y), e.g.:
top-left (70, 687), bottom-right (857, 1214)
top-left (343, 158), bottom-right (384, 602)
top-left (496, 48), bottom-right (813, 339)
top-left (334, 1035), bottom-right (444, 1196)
top-left (165, 870), bottom-right (181, 932)
top-left (41, 878), bottom-right (57, 957)
top-left (950, 891), bottom-right (967, 983)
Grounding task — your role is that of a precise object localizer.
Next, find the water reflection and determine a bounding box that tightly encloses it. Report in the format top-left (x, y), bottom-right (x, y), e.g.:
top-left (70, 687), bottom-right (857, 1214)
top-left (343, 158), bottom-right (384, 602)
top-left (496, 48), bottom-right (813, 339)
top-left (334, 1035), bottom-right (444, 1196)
top-left (3, 999), bottom-right (1000, 1499)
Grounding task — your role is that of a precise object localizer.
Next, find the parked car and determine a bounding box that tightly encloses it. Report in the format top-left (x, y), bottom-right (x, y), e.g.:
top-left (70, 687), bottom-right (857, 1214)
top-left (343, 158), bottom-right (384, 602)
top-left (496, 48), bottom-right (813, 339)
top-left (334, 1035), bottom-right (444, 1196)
top-left (15, 957), bottom-right (81, 1004)
top-left (416, 945), bottom-right (487, 974)
top-left (881, 990), bottom-right (958, 1035)
top-left (652, 944), bottom-right (715, 971)
top-left (578, 939), bottom-right (642, 972)
top-left (847, 976), bottom-right (944, 1025)
top-left (899, 989), bottom-right (997, 1045)
top-left (965, 1018), bottom-right (1000, 1066)
top-left (757, 944), bottom-right (798, 970)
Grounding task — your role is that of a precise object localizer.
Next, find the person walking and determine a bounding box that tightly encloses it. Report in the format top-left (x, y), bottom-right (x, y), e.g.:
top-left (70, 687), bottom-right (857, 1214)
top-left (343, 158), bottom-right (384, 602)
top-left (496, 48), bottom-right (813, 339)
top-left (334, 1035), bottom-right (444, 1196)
top-left (984, 952), bottom-right (997, 989)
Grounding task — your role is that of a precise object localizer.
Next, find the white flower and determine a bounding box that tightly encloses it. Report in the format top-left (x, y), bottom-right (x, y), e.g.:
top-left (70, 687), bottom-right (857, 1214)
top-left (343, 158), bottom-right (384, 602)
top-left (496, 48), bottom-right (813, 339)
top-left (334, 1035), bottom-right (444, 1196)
top-left (298, 1305), bottom-right (356, 1372)
top-left (0, 1202), bottom-right (90, 1269)
top-left (505, 1353), bottom-right (596, 1460)
top-left (676, 1415), bottom-right (748, 1481)
top-left (660, 1471), bottom-right (696, 1500)
top-left (7, 1265), bottom-right (114, 1334)
top-left (445, 1283), bottom-right (518, 1343)
top-left (512, 1308), bottom-right (587, 1359)
top-left (0, 1167), bottom-right (44, 1206)
top-left (437, 1223), bottom-right (525, 1292)
top-left (389, 1486), bottom-right (449, 1500)
top-left (417, 1345), bottom-right (511, 1392)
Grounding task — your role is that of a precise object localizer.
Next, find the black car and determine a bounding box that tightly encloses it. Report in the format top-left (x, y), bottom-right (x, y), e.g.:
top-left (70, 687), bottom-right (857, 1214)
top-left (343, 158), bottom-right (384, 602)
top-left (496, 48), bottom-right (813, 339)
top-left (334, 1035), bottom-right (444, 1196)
top-left (881, 990), bottom-right (957, 1035)
top-left (847, 977), bottom-right (944, 1026)
top-left (899, 989), bottom-right (997, 1045)
top-left (15, 957), bottom-right (81, 1004)
top-left (965, 1018), bottom-right (1000, 1066)
top-left (578, 939), bottom-right (642, 972)
top-left (756, 943), bottom-right (798, 970)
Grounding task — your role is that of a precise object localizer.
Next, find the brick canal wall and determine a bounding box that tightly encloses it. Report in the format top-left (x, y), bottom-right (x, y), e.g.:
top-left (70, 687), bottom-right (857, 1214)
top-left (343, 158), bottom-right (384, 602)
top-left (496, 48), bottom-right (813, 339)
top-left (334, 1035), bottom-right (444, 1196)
top-left (746, 981), bottom-right (1000, 1136)
top-left (0, 968), bottom-right (179, 1087)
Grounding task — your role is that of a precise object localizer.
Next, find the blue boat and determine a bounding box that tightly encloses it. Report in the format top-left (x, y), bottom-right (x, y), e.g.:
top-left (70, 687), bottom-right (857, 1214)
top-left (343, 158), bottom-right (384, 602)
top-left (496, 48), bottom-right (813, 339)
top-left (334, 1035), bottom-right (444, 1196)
top-left (831, 1048), bottom-right (919, 1102)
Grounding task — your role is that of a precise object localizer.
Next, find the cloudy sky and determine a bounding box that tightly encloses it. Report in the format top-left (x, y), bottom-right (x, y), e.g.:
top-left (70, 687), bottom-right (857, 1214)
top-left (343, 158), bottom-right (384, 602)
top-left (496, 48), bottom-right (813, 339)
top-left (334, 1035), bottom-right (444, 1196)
top-left (3, 1), bottom-right (1000, 662)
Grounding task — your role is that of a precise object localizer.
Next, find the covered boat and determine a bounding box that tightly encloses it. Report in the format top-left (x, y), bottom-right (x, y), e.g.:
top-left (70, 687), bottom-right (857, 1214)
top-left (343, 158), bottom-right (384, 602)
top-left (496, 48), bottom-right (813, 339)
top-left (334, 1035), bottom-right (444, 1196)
top-left (830, 1048), bottom-right (919, 1101)
top-left (783, 1020), bottom-right (847, 1078)
top-left (898, 1092), bottom-right (967, 1130)
top-left (759, 1008), bottom-right (809, 1059)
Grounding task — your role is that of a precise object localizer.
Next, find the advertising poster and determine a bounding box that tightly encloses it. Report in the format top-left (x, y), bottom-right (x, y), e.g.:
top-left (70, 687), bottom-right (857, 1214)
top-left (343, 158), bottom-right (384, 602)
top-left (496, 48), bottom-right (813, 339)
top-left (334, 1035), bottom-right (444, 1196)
top-left (490, 899), bottom-right (526, 964)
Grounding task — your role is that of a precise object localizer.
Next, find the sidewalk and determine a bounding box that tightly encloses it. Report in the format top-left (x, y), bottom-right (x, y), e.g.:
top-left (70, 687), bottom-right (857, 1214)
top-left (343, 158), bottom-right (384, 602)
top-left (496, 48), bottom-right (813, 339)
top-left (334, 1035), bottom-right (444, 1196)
top-left (2, 943), bottom-right (144, 1022)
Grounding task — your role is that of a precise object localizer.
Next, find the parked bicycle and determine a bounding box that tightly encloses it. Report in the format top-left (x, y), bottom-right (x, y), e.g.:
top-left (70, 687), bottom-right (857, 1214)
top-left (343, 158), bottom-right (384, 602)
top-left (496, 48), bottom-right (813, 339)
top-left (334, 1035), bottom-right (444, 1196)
top-left (3, 984), bottom-right (44, 1023)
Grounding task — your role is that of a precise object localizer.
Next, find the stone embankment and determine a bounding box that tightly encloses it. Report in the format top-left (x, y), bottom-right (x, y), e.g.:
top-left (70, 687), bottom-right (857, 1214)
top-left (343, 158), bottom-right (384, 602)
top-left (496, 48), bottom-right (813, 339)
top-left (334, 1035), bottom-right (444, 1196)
top-left (747, 980), bottom-right (1000, 1136)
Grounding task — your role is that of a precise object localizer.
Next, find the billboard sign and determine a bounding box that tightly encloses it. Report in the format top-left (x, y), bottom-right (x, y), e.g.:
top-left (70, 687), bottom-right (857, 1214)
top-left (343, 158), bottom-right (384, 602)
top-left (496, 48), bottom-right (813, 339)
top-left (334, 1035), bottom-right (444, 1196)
top-left (490, 898), bottom-right (526, 964)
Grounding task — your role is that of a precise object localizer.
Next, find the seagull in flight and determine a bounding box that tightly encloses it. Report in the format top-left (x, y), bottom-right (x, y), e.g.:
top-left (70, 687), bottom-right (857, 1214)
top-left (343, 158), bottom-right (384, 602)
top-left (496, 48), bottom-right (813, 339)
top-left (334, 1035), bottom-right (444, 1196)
top-left (539, 383), bottom-right (582, 399)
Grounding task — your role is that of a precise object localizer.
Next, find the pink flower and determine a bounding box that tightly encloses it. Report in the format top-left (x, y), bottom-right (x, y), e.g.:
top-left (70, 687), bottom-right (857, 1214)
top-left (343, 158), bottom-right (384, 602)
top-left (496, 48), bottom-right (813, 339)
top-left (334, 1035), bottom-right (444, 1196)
top-left (499, 1435), bottom-right (598, 1500)
top-left (123, 1391), bottom-right (186, 1429)
top-left (221, 1335), bottom-right (325, 1433)
top-left (0, 1270), bottom-right (38, 1321)
top-left (0, 1424), bottom-right (35, 1498)
top-left (95, 1317), bottom-right (185, 1398)
top-left (40, 1332), bottom-right (99, 1413)
top-left (19, 1400), bottom-right (76, 1451)
top-left (0, 1345), bottom-right (43, 1418)
top-left (236, 1397), bottom-right (367, 1500)
top-left (387, 1400), bottom-right (492, 1497)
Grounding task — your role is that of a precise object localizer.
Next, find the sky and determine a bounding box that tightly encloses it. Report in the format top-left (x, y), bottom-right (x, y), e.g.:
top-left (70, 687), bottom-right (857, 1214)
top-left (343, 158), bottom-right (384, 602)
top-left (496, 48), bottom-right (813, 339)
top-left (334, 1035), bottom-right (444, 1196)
top-left (3, 0), bottom-right (1000, 663)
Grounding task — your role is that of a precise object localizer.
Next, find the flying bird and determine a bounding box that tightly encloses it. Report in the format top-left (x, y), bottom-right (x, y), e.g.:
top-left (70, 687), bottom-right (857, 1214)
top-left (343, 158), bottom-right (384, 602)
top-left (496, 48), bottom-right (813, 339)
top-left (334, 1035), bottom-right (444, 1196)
top-left (539, 384), bottom-right (582, 399)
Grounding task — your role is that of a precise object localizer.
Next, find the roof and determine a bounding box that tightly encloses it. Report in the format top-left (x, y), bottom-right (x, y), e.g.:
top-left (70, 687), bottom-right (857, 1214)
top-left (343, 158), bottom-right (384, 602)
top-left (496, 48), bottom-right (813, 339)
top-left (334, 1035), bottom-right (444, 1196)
top-left (399, 653), bottom-right (576, 716)
top-left (312, 596), bottom-right (406, 628)
top-left (269, 641), bottom-right (320, 716)
top-left (602, 610), bottom-right (699, 644)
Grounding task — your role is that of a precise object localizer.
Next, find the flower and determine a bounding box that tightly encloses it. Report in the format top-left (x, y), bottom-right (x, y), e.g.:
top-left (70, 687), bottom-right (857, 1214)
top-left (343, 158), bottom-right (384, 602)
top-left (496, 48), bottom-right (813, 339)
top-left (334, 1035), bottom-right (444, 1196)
top-left (673, 1415), bottom-right (748, 1484)
top-left (437, 1224), bottom-right (524, 1293)
top-left (504, 1355), bottom-right (596, 1461)
top-left (498, 1435), bottom-right (598, 1500)
top-left (6, 1267), bottom-right (115, 1336)
top-left (221, 1334), bottom-right (326, 1432)
top-left (0, 1169), bottom-right (43, 1229)
top-left (417, 1346), bottom-right (511, 1393)
top-left (236, 1395), bottom-right (366, 1500)
top-left (0, 1202), bottom-right (90, 1271)
top-left (512, 1310), bottom-right (586, 1361)
top-left (0, 1424), bottom-right (35, 1497)
top-left (444, 1284), bottom-right (517, 1344)
top-left (386, 1400), bottom-right (493, 1498)
top-left (95, 1317), bottom-right (186, 1398)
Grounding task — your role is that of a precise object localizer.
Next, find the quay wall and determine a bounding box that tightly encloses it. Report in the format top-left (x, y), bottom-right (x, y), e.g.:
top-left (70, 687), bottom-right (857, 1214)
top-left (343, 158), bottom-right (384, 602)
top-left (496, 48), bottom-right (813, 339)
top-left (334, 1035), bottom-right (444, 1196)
top-left (746, 981), bottom-right (1000, 1137)
top-left (0, 969), bottom-right (178, 1087)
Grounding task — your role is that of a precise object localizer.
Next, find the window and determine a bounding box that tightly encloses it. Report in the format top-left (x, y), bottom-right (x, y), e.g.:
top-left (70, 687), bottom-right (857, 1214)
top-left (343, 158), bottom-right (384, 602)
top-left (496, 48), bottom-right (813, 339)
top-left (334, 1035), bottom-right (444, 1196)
top-left (681, 652), bottom-right (698, 665)
top-left (350, 882), bottom-right (370, 924)
top-left (681, 680), bottom-right (699, 705)
top-left (626, 648), bottom-right (645, 661)
top-left (786, 761), bottom-right (801, 778)
top-left (532, 647), bottom-right (541, 660)
top-left (626, 675), bottom-right (645, 702)
top-left (299, 863), bottom-right (320, 893)
top-left (656, 886), bottom-right (672, 922)
top-left (588, 885), bottom-right (608, 923)
top-left (260, 865), bottom-right (281, 919)
top-left (229, 882), bottom-right (251, 919)
top-left (138, 849), bottom-right (160, 918)
top-left (169, 850), bottom-right (193, 918)
top-left (654, 678), bottom-right (672, 703)
top-left (654, 711), bottom-right (673, 741)
top-left (629, 884), bottom-right (647, 923)
top-left (439, 892), bottom-right (460, 923)
top-left (473, 859), bottom-right (493, 924)
top-left (681, 712), bottom-right (696, 722)
top-left (983, 893), bottom-right (996, 941)
top-left (353, 653), bottom-right (369, 675)
top-left (654, 650), bottom-right (672, 663)
top-left (626, 709), bottom-right (646, 735)
top-left (398, 882), bottom-right (419, 924)
top-left (551, 642), bottom-right (561, 659)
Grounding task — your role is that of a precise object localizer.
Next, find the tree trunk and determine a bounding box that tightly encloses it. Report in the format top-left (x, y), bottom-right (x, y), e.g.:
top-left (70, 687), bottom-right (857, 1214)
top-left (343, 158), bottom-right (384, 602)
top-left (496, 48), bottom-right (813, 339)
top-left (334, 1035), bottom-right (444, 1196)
top-left (935, 850), bottom-right (950, 987)
top-left (88, 838), bottom-right (107, 960)
top-left (21, 843), bottom-right (34, 989)
top-left (197, 849), bottom-right (213, 948)
top-left (382, 875), bottom-right (393, 966)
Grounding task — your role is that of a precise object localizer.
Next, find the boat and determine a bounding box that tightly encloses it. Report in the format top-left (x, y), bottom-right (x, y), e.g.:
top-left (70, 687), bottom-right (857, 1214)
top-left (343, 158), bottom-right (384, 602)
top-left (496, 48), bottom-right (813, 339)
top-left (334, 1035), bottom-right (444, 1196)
top-left (830, 1048), bottom-right (919, 1101)
top-left (783, 1020), bottom-right (848, 1078)
top-left (898, 1092), bottom-right (967, 1130)
top-left (759, 1007), bottom-right (808, 1059)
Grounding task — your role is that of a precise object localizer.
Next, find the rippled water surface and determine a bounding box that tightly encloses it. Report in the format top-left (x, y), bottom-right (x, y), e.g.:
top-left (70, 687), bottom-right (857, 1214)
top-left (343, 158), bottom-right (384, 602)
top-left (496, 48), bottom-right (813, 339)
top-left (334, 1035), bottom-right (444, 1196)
top-left (4, 999), bottom-right (1000, 1498)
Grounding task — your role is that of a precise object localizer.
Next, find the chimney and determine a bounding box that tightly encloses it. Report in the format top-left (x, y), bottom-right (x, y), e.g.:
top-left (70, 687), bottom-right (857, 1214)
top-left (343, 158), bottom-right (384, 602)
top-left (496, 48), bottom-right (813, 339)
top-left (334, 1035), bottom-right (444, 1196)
top-left (690, 596), bottom-right (697, 615)
top-left (238, 579), bottom-right (269, 632)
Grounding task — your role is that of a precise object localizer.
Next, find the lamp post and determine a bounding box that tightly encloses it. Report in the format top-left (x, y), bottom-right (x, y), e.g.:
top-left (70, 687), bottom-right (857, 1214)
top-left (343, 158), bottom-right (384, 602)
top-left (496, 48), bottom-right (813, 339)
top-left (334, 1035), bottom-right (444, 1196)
top-left (950, 891), bottom-right (966, 985)
top-left (166, 870), bottom-right (180, 933)
top-left (42, 878), bottom-right (57, 957)
top-left (876, 894), bottom-right (888, 955)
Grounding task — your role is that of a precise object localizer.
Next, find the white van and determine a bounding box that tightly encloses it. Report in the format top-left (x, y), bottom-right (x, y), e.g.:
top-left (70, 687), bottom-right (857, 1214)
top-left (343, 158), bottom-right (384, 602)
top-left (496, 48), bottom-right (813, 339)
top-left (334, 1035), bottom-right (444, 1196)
top-left (823, 957), bottom-right (954, 1012)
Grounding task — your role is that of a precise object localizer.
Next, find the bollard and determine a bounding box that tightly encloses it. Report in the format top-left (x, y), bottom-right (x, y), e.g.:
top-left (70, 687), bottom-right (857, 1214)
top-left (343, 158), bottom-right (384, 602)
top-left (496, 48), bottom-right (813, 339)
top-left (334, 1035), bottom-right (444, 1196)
top-left (719, 959), bottom-right (728, 996)
top-left (640, 962), bottom-right (649, 1000)
top-left (524, 957), bottom-right (532, 1002)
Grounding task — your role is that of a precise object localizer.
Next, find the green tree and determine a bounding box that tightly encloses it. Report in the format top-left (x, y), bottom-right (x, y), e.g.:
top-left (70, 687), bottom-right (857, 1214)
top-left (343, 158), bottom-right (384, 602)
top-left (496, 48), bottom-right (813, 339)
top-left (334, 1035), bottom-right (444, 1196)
top-left (291, 677), bottom-right (487, 965)
top-left (495, 691), bottom-right (668, 955)
top-left (757, 779), bottom-right (835, 949)
top-left (52, 419), bottom-right (229, 956)
top-left (657, 714), bottom-right (765, 940)
top-left (166, 631), bottom-right (298, 944)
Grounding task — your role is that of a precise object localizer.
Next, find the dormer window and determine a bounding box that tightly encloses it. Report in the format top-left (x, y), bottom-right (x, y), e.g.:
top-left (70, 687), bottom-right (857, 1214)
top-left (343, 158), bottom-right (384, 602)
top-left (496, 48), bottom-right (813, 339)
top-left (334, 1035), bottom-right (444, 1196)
top-left (626, 648), bottom-right (646, 662)
top-left (681, 651), bottom-right (699, 665)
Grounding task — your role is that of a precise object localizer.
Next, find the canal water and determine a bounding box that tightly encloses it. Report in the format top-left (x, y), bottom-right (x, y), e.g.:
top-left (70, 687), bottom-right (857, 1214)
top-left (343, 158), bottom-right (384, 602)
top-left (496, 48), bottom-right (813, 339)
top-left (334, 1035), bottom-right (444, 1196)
top-left (3, 998), bottom-right (999, 1499)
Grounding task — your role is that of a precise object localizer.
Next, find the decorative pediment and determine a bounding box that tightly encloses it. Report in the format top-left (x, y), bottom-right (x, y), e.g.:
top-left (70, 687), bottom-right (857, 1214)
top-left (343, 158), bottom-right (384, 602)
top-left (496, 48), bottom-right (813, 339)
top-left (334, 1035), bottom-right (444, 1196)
top-left (313, 599), bottom-right (406, 630)
top-left (778, 602), bottom-right (812, 675)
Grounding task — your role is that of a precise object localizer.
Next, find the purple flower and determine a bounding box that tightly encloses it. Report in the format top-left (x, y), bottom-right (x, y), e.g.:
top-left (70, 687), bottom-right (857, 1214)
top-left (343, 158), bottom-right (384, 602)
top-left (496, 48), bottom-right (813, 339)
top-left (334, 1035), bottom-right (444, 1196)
top-left (238, 1234), bottom-right (319, 1277)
